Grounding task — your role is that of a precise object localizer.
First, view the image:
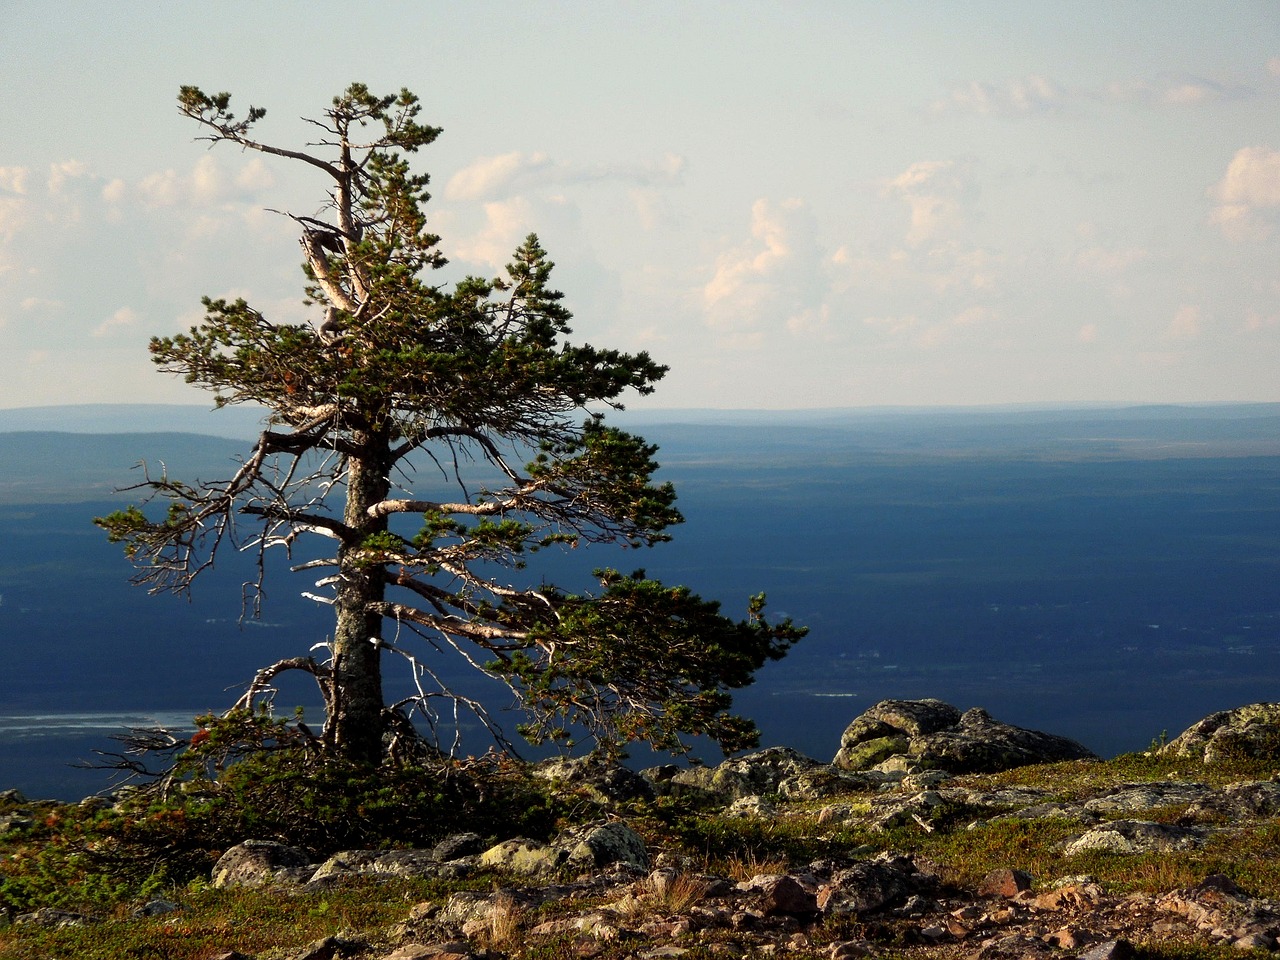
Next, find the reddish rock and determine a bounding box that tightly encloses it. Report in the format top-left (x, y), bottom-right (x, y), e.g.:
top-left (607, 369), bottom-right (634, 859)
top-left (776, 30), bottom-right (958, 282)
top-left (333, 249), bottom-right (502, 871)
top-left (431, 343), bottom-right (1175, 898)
top-left (977, 868), bottom-right (1034, 898)
top-left (756, 875), bottom-right (819, 916)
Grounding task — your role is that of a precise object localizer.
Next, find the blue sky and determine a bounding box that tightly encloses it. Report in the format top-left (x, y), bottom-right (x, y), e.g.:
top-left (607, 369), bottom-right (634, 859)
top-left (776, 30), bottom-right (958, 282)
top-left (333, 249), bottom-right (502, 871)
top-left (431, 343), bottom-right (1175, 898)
top-left (3, 2), bottom-right (1280, 409)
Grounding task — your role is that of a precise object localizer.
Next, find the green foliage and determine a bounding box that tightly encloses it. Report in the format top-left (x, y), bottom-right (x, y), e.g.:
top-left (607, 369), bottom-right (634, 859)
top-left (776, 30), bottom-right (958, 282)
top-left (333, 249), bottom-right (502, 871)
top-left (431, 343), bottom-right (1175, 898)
top-left (493, 569), bottom-right (804, 756)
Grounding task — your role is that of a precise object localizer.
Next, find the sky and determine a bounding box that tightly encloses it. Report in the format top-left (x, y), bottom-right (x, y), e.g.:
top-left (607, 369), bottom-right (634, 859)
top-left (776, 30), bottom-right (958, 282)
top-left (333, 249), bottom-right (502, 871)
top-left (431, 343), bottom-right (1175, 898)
top-left (3, 2), bottom-right (1280, 411)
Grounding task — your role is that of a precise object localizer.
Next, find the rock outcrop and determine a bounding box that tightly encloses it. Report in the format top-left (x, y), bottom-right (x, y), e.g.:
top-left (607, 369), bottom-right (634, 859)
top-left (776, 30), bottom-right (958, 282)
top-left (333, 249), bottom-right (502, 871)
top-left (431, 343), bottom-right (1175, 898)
top-left (1160, 701), bottom-right (1280, 764)
top-left (833, 698), bottom-right (1097, 774)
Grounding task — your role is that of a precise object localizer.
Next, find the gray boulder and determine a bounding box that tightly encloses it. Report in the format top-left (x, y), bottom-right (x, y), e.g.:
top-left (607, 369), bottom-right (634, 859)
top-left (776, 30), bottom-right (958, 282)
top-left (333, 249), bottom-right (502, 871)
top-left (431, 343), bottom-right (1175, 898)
top-left (478, 821), bottom-right (647, 877)
top-left (556, 820), bottom-right (648, 872)
top-left (477, 837), bottom-right (560, 876)
top-left (817, 853), bottom-right (936, 915)
top-left (309, 847), bottom-right (477, 884)
top-left (1062, 819), bottom-right (1204, 856)
top-left (212, 840), bottom-right (315, 888)
top-left (657, 745), bottom-right (829, 801)
top-left (532, 754), bottom-right (655, 808)
top-left (833, 700), bottom-right (1095, 774)
top-left (1160, 702), bottom-right (1280, 764)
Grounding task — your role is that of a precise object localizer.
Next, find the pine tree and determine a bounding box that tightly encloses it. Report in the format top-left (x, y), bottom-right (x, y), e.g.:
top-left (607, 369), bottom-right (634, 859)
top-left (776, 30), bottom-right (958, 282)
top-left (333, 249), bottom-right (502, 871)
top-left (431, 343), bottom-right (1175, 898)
top-left (97, 84), bottom-right (802, 765)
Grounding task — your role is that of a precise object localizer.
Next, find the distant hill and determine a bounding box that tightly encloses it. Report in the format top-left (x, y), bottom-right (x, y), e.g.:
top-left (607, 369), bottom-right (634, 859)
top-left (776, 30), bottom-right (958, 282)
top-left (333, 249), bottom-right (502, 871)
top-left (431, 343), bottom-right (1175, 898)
top-left (1, 401), bottom-right (1277, 464)
top-left (0, 432), bottom-right (250, 505)
top-left (2, 402), bottom-right (1279, 506)
top-left (0, 404), bottom-right (270, 439)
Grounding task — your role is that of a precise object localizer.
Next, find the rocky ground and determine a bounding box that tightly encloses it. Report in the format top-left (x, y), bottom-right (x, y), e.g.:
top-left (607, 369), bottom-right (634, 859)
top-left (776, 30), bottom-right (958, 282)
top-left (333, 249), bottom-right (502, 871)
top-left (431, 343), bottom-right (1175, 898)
top-left (7, 699), bottom-right (1280, 960)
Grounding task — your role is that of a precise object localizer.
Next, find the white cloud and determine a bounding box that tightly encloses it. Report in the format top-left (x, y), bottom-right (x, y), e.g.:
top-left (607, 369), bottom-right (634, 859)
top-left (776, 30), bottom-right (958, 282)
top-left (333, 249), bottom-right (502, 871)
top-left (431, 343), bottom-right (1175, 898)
top-left (233, 157), bottom-right (275, 193)
top-left (0, 197), bottom-right (28, 243)
top-left (136, 154), bottom-right (274, 209)
top-left (1078, 323), bottom-right (1099, 344)
top-left (101, 178), bottom-right (126, 204)
top-left (1244, 310), bottom-right (1279, 333)
top-left (941, 71), bottom-right (1249, 119)
top-left (883, 160), bottom-right (964, 247)
top-left (0, 166), bottom-right (30, 195)
top-left (861, 304), bottom-right (996, 350)
top-left (444, 150), bottom-right (685, 202)
top-left (786, 304), bottom-right (837, 340)
top-left (92, 306), bottom-right (139, 338)
top-left (446, 197), bottom-right (536, 269)
top-left (862, 314), bottom-right (919, 337)
top-left (703, 198), bottom-right (829, 343)
top-left (46, 160), bottom-right (88, 195)
top-left (1209, 146), bottom-right (1280, 239)
top-left (20, 296), bottom-right (62, 311)
top-left (1110, 74), bottom-right (1251, 108)
top-left (933, 75), bottom-right (1065, 116)
top-left (704, 198), bottom-right (796, 313)
top-left (1167, 304), bottom-right (1201, 341)
top-left (444, 151), bottom-right (553, 201)
top-left (137, 168), bottom-right (183, 207)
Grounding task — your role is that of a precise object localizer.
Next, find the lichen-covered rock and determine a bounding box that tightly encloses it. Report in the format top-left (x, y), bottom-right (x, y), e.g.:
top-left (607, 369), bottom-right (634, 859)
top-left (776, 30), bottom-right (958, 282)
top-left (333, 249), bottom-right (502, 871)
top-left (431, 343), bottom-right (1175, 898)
top-left (658, 746), bottom-right (828, 801)
top-left (1081, 781), bottom-right (1214, 814)
top-left (532, 754), bottom-right (655, 808)
top-left (477, 822), bottom-right (647, 877)
top-left (1160, 702), bottom-right (1280, 764)
top-left (833, 700), bottom-right (1095, 774)
top-left (212, 840), bottom-right (315, 888)
top-left (14, 907), bottom-right (102, 928)
top-left (555, 821), bottom-right (648, 872)
top-left (430, 832), bottom-right (485, 862)
top-left (478, 838), bottom-right (560, 876)
top-left (1186, 780), bottom-right (1280, 820)
top-left (1063, 819), bottom-right (1204, 856)
top-left (817, 854), bottom-right (935, 915)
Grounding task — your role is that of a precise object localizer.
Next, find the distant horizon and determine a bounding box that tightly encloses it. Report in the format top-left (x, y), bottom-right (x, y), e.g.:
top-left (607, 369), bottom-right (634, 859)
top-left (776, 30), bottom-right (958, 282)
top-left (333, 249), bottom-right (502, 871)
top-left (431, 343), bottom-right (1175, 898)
top-left (3, 398), bottom-right (1279, 418)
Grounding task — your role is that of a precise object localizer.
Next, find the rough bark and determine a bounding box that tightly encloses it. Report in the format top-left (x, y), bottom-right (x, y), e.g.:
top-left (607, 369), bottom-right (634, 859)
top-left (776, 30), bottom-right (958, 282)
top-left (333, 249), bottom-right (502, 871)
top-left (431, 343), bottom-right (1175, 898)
top-left (329, 434), bottom-right (390, 763)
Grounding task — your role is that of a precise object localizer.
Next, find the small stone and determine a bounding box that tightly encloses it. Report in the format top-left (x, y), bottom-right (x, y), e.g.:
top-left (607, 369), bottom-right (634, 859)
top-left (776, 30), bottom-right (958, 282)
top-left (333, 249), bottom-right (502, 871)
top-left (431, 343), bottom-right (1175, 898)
top-left (947, 918), bottom-right (972, 938)
top-left (1045, 927), bottom-right (1090, 949)
top-left (380, 946), bottom-right (470, 960)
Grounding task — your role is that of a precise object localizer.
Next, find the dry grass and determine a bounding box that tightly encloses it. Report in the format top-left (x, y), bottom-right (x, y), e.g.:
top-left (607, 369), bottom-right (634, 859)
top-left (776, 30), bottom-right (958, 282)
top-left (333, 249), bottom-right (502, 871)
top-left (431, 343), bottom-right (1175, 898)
top-left (481, 891), bottom-right (525, 951)
top-left (650, 871), bottom-right (712, 914)
top-left (723, 850), bottom-right (790, 882)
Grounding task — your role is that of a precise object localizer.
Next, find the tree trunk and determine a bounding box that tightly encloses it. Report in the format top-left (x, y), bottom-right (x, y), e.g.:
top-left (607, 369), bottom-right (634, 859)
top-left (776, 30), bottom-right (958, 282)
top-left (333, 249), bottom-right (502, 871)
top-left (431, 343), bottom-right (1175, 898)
top-left (329, 438), bottom-right (390, 764)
